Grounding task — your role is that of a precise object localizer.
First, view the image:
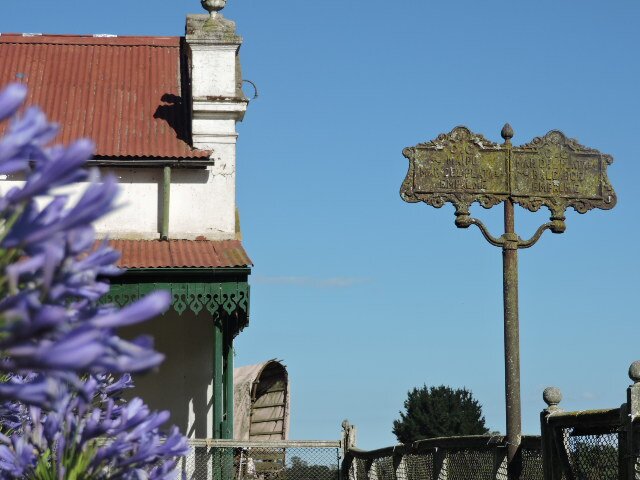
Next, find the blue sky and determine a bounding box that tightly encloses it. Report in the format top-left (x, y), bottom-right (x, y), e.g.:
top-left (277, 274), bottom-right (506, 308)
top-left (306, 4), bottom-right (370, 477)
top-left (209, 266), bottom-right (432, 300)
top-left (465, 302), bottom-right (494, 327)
top-left (2, 0), bottom-right (640, 449)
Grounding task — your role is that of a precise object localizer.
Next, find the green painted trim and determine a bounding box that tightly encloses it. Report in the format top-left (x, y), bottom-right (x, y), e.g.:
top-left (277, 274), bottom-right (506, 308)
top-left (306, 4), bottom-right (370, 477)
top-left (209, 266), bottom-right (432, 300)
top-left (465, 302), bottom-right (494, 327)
top-left (222, 322), bottom-right (234, 439)
top-left (102, 281), bottom-right (250, 333)
top-left (213, 321), bottom-right (224, 439)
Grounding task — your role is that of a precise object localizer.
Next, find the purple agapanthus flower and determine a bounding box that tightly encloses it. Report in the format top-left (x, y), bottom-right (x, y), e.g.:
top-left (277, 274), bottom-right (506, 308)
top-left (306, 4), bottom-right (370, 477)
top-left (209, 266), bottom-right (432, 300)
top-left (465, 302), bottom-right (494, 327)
top-left (0, 83), bottom-right (189, 478)
top-left (0, 375), bottom-right (189, 478)
top-left (0, 82), bottom-right (172, 386)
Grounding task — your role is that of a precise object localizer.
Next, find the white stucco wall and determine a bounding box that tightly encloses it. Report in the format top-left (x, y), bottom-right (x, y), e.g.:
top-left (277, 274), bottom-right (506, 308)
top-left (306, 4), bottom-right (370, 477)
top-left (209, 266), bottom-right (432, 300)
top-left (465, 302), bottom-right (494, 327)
top-left (190, 45), bottom-right (238, 99)
top-left (0, 151), bottom-right (237, 240)
top-left (123, 311), bottom-right (214, 439)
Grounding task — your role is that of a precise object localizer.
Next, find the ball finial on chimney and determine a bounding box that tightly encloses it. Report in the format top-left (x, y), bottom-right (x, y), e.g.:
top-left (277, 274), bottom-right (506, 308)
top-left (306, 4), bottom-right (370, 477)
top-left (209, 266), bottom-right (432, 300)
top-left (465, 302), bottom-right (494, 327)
top-left (201, 0), bottom-right (227, 19)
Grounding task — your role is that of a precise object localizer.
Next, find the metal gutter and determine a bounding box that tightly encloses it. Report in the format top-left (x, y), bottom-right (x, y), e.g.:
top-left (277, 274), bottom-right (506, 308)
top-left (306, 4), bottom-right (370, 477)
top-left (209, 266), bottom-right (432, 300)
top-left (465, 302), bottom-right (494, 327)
top-left (122, 267), bottom-right (251, 275)
top-left (189, 439), bottom-right (342, 449)
top-left (87, 158), bottom-right (212, 168)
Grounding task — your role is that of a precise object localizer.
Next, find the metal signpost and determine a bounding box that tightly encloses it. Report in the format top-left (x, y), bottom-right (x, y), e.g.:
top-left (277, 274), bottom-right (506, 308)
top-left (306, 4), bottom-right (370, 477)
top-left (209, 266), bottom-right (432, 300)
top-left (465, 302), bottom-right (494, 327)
top-left (400, 124), bottom-right (617, 479)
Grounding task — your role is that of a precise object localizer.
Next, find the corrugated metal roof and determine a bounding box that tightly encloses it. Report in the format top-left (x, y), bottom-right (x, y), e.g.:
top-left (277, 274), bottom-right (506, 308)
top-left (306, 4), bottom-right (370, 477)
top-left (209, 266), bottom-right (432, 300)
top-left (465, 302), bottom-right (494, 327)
top-left (104, 239), bottom-right (252, 269)
top-left (0, 34), bottom-right (209, 159)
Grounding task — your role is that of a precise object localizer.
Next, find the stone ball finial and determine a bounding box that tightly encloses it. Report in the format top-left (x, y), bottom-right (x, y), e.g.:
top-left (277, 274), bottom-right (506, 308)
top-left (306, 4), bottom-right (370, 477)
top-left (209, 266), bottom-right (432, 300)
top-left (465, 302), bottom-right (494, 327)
top-left (201, 0), bottom-right (227, 18)
top-left (629, 361), bottom-right (640, 384)
top-left (543, 387), bottom-right (563, 410)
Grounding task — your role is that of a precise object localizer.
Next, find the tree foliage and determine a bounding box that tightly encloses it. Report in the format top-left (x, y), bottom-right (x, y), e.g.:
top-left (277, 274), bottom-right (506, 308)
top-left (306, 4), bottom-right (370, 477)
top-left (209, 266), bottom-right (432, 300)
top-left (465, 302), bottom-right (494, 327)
top-left (285, 456), bottom-right (339, 480)
top-left (392, 385), bottom-right (489, 444)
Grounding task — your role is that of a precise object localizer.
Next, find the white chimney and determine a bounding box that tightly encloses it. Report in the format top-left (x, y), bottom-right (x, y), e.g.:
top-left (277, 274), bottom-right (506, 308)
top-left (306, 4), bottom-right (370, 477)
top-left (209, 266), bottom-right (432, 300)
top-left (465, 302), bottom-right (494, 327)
top-left (183, 1), bottom-right (249, 240)
top-left (186, 1), bottom-right (248, 149)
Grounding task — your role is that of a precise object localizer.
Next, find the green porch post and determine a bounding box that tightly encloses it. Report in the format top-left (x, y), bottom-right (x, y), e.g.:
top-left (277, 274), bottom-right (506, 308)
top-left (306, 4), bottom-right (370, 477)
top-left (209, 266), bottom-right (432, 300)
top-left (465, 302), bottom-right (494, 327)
top-left (213, 320), bottom-right (224, 439)
top-left (214, 318), bottom-right (234, 440)
top-left (222, 320), bottom-right (234, 439)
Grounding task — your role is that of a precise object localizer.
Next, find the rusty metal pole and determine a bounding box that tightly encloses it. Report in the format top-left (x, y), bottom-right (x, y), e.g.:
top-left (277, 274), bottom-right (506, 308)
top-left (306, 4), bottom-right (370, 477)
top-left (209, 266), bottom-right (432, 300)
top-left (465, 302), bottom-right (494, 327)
top-left (503, 197), bottom-right (522, 479)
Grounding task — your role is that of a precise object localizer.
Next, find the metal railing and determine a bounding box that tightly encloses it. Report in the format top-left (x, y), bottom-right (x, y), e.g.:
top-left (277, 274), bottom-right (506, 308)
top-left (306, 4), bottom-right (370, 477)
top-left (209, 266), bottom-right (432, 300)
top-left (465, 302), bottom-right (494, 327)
top-left (180, 439), bottom-right (342, 480)
top-left (342, 434), bottom-right (542, 480)
top-left (541, 407), bottom-right (621, 480)
top-left (539, 384), bottom-right (629, 480)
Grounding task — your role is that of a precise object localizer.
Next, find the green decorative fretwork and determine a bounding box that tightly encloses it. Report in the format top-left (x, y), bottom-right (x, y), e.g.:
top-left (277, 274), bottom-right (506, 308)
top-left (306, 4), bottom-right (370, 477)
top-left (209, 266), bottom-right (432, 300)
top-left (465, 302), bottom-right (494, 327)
top-left (102, 281), bottom-right (250, 333)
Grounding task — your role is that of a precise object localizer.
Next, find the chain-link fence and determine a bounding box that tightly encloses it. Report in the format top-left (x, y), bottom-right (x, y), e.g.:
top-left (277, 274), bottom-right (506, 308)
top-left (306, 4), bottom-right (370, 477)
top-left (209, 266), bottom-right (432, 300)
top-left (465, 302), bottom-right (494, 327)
top-left (179, 440), bottom-right (341, 480)
top-left (542, 407), bottom-right (623, 480)
top-left (343, 435), bottom-right (543, 480)
top-left (559, 427), bottom-right (619, 480)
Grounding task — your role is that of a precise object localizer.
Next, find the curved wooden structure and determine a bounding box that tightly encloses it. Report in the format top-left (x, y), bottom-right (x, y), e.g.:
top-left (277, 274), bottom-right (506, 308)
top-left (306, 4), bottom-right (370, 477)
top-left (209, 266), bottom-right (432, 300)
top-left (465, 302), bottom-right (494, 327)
top-left (234, 360), bottom-right (290, 441)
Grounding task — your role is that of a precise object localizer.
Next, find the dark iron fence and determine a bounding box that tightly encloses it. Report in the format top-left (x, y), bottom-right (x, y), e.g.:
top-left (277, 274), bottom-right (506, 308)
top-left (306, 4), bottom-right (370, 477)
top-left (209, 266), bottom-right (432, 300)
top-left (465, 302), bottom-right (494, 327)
top-left (541, 406), bottom-right (621, 480)
top-left (341, 434), bottom-right (542, 480)
top-left (538, 366), bottom-right (640, 480)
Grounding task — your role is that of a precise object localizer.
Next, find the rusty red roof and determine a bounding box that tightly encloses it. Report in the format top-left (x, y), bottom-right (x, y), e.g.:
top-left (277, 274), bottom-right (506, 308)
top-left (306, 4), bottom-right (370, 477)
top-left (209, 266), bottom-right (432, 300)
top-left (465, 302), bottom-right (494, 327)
top-left (104, 239), bottom-right (252, 269)
top-left (0, 34), bottom-right (209, 159)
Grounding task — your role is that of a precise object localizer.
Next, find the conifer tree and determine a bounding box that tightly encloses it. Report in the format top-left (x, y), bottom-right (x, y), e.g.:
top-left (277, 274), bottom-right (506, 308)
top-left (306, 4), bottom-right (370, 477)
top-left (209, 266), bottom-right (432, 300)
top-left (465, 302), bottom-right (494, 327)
top-left (393, 385), bottom-right (489, 443)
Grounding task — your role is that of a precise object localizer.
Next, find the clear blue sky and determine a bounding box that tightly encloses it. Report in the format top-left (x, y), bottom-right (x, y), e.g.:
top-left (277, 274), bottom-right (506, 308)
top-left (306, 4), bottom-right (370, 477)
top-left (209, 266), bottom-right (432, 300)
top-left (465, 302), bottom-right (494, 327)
top-left (2, 0), bottom-right (640, 449)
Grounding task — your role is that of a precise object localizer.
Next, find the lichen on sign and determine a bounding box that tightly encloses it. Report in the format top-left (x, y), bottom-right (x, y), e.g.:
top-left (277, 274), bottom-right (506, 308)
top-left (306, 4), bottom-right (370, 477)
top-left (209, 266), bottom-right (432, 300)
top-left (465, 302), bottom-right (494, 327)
top-left (401, 126), bottom-right (617, 221)
top-left (401, 126), bottom-right (510, 214)
top-left (511, 130), bottom-right (616, 217)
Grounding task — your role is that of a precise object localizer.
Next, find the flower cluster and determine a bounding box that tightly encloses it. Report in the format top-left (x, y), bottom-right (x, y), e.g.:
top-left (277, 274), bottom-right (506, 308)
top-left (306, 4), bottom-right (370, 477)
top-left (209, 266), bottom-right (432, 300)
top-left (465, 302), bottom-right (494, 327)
top-left (0, 375), bottom-right (188, 478)
top-left (0, 83), bottom-right (189, 478)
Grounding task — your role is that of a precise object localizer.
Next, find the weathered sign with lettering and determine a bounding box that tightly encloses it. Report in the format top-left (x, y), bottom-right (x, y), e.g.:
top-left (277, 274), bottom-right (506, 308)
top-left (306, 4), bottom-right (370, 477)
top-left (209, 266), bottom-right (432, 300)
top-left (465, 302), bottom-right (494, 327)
top-left (401, 127), bottom-right (509, 211)
top-left (511, 130), bottom-right (616, 218)
top-left (401, 126), bottom-right (617, 223)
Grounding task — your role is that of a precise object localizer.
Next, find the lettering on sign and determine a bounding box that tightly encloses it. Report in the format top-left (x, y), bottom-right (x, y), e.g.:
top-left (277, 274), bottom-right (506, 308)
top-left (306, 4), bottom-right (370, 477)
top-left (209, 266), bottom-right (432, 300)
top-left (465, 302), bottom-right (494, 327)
top-left (414, 148), bottom-right (507, 193)
top-left (510, 130), bottom-right (616, 215)
top-left (401, 127), bottom-right (617, 218)
top-left (401, 126), bottom-right (509, 211)
top-left (513, 154), bottom-right (596, 197)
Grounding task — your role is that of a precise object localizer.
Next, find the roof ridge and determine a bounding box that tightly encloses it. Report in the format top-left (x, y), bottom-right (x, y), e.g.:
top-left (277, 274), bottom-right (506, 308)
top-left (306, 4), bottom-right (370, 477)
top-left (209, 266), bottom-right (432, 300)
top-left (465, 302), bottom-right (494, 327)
top-left (0, 33), bottom-right (181, 47)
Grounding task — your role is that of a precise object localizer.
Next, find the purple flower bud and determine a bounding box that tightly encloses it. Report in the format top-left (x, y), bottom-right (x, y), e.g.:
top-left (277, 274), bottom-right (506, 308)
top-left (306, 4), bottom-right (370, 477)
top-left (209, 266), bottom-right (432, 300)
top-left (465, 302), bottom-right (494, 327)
top-left (0, 436), bottom-right (36, 476)
top-left (0, 376), bottom-right (61, 408)
top-left (91, 291), bottom-right (171, 329)
top-left (0, 83), bottom-right (27, 122)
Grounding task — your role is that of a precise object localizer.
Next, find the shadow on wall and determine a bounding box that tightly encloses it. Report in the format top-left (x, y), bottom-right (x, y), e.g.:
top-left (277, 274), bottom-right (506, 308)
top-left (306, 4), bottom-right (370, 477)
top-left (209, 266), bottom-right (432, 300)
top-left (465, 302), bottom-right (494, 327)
top-left (122, 311), bottom-right (212, 438)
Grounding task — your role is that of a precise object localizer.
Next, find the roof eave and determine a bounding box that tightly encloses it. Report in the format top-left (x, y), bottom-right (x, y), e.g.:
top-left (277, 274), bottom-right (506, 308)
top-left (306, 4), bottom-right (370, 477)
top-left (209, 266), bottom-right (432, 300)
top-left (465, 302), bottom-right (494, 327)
top-left (88, 157), bottom-right (213, 168)
top-left (114, 267), bottom-right (252, 281)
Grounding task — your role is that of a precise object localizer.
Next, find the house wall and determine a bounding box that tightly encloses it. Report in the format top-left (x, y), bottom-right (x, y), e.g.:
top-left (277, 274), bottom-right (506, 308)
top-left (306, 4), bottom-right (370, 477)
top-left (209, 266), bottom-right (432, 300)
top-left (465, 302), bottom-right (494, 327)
top-left (122, 310), bottom-right (215, 439)
top-left (0, 147), bottom-right (237, 240)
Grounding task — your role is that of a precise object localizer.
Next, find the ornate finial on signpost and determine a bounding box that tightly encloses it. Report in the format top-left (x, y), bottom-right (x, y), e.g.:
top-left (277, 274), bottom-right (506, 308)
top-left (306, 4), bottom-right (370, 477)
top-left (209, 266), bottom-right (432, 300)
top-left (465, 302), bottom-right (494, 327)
top-left (501, 123), bottom-right (514, 145)
top-left (201, 0), bottom-right (227, 19)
